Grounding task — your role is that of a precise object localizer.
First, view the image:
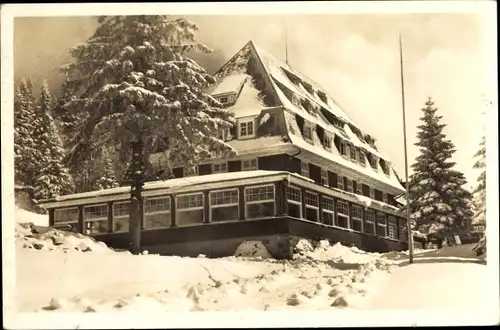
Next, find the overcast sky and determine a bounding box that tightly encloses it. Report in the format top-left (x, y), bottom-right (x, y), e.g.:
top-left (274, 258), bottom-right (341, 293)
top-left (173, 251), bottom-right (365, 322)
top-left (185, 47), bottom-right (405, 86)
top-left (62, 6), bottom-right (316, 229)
top-left (13, 13), bottom-right (491, 188)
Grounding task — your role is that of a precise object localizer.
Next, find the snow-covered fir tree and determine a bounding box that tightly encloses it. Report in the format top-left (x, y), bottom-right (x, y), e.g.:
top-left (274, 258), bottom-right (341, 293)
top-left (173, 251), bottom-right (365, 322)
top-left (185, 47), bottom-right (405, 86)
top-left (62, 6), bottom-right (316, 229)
top-left (60, 16), bottom-right (236, 175)
top-left (472, 135), bottom-right (486, 230)
top-left (52, 77), bottom-right (79, 146)
top-left (93, 148), bottom-right (119, 190)
top-left (407, 97), bottom-right (473, 242)
top-left (32, 80), bottom-right (75, 203)
top-left (14, 78), bottom-right (39, 187)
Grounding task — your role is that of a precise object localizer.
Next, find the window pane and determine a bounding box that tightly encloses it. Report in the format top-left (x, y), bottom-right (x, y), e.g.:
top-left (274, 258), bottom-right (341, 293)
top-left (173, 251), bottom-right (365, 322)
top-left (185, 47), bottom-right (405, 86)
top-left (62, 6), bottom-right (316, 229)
top-left (54, 208), bottom-right (79, 223)
top-left (305, 207), bottom-right (319, 222)
top-left (85, 219), bottom-right (108, 235)
top-left (321, 196), bottom-right (335, 212)
top-left (211, 205), bottom-right (239, 222)
top-left (246, 202), bottom-right (275, 219)
top-left (144, 213), bottom-right (170, 229)
top-left (305, 191), bottom-right (319, 207)
top-left (352, 205), bottom-right (363, 219)
top-left (114, 217), bottom-right (129, 232)
top-left (177, 194), bottom-right (204, 209)
top-left (177, 209), bottom-right (204, 226)
top-left (145, 197), bottom-right (170, 213)
top-left (286, 186), bottom-right (302, 202)
top-left (336, 215), bottom-right (349, 228)
top-left (352, 219), bottom-right (362, 232)
top-left (364, 221), bottom-right (375, 234)
top-left (84, 205), bottom-right (108, 220)
top-left (246, 185), bottom-right (274, 202)
top-left (336, 200), bottom-right (349, 216)
top-left (322, 212), bottom-right (334, 226)
top-left (113, 202), bottom-right (130, 217)
top-left (287, 202), bottom-right (301, 218)
top-left (210, 189), bottom-right (238, 206)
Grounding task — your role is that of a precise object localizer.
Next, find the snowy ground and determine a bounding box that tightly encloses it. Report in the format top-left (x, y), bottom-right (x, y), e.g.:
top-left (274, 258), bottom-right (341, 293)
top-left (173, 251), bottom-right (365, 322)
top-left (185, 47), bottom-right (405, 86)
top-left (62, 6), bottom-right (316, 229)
top-left (7, 209), bottom-right (498, 327)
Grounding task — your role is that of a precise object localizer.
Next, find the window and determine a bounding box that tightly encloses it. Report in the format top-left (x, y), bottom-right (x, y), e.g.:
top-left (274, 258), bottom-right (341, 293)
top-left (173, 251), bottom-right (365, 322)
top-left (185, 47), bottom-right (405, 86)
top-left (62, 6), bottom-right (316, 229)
top-left (321, 196), bottom-right (335, 226)
top-left (352, 205), bottom-right (363, 232)
top-left (382, 192), bottom-right (388, 204)
top-left (286, 185), bottom-right (302, 219)
top-left (346, 179), bottom-right (353, 193)
top-left (359, 150), bottom-right (366, 166)
top-left (184, 166), bottom-right (198, 177)
top-left (320, 169), bottom-right (329, 186)
top-left (239, 118), bottom-right (255, 138)
top-left (370, 157), bottom-right (378, 171)
top-left (349, 145), bottom-right (357, 161)
top-left (356, 181), bottom-right (362, 195)
top-left (212, 162), bottom-right (228, 174)
top-left (376, 213), bottom-right (387, 237)
top-left (369, 187), bottom-right (375, 199)
top-left (245, 185), bottom-right (275, 219)
top-left (336, 200), bottom-right (349, 228)
top-left (217, 128), bottom-right (230, 141)
top-left (84, 204), bottom-right (108, 235)
top-left (323, 134), bottom-right (332, 150)
top-left (144, 197), bottom-right (170, 229)
top-left (210, 189), bottom-right (239, 222)
top-left (112, 202), bottom-right (130, 233)
top-left (242, 158), bottom-right (258, 171)
top-left (304, 191), bottom-right (319, 222)
top-left (219, 96), bottom-right (228, 104)
top-left (54, 207), bottom-right (79, 233)
top-left (176, 193), bottom-right (204, 226)
top-left (388, 216), bottom-right (398, 239)
top-left (337, 175), bottom-right (344, 190)
top-left (300, 161), bottom-right (309, 178)
top-left (303, 124), bottom-right (314, 142)
top-left (365, 209), bottom-right (376, 234)
top-left (399, 220), bottom-right (408, 242)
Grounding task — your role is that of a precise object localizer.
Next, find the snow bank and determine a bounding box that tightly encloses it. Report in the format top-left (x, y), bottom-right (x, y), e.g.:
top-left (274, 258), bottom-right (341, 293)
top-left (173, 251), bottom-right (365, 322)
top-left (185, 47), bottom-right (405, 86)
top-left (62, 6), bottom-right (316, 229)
top-left (15, 207), bottom-right (49, 227)
top-left (15, 222), bottom-right (114, 254)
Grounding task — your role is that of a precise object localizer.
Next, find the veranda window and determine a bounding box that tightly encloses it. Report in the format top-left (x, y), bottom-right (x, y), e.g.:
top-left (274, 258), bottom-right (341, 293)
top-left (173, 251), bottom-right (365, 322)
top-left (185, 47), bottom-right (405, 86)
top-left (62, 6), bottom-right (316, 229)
top-left (54, 207), bottom-right (79, 233)
top-left (144, 196), bottom-right (171, 229)
top-left (336, 200), bottom-right (349, 229)
top-left (245, 185), bottom-right (275, 219)
top-left (84, 204), bottom-right (109, 235)
top-left (113, 201), bottom-right (130, 233)
top-left (210, 189), bottom-right (239, 222)
top-left (321, 196), bottom-right (335, 226)
top-left (286, 185), bottom-right (302, 219)
top-left (304, 191), bottom-right (319, 222)
top-left (176, 193), bottom-right (204, 226)
top-left (352, 205), bottom-right (363, 232)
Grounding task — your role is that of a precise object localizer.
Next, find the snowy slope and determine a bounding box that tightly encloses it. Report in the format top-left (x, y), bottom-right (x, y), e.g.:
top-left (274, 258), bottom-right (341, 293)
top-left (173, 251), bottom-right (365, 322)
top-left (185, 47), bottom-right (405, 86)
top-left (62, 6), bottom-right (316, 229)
top-left (15, 207), bottom-right (49, 227)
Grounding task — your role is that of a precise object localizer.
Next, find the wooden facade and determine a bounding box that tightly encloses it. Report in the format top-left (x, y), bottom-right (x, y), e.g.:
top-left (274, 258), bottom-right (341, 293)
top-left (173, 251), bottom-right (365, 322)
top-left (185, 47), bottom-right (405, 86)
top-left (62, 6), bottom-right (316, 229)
top-left (42, 171), bottom-right (409, 258)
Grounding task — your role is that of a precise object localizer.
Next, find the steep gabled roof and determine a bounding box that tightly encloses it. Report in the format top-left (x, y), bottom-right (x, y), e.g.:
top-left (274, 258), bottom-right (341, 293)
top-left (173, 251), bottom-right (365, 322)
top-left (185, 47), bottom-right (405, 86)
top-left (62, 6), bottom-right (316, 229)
top-left (209, 40), bottom-right (405, 193)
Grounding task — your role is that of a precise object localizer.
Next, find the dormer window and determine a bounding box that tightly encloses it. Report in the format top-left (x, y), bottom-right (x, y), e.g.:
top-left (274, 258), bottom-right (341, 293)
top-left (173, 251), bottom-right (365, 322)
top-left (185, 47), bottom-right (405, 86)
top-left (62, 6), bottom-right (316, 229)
top-left (238, 118), bottom-right (255, 139)
top-left (242, 158), bottom-right (258, 171)
top-left (217, 128), bottom-right (231, 142)
top-left (301, 161), bottom-right (309, 177)
top-left (303, 123), bottom-right (314, 142)
top-left (323, 133), bottom-right (332, 151)
top-left (219, 96), bottom-right (228, 104)
top-left (349, 145), bottom-right (357, 161)
top-left (317, 90), bottom-right (328, 105)
top-left (358, 150), bottom-right (366, 166)
top-left (380, 159), bottom-right (391, 176)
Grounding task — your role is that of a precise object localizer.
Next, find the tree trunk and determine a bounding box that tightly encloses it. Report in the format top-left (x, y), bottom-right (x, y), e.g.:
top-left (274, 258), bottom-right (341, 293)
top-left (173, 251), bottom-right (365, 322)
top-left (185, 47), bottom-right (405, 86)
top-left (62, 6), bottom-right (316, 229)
top-left (129, 139), bottom-right (144, 255)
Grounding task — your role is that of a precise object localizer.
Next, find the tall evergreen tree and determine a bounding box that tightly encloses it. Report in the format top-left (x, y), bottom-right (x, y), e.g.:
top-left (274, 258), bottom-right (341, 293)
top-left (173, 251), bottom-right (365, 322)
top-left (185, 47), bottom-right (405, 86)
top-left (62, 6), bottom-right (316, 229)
top-left (32, 80), bottom-right (75, 202)
top-left (52, 77), bottom-right (80, 146)
top-left (93, 148), bottom-right (119, 190)
top-left (408, 98), bottom-right (473, 242)
top-left (14, 78), bottom-right (38, 187)
top-left (472, 135), bottom-right (486, 230)
top-left (60, 16), bottom-right (236, 253)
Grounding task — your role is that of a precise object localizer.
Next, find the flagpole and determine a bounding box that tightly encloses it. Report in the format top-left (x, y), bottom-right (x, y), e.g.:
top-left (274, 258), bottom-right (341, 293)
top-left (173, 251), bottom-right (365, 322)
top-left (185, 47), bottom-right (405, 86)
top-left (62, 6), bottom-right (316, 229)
top-left (399, 32), bottom-right (414, 264)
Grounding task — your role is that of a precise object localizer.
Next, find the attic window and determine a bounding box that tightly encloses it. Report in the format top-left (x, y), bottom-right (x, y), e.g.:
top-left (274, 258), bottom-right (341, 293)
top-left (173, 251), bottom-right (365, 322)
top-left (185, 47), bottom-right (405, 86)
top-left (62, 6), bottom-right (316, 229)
top-left (380, 159), bottom-right (391, 176)
top-left (219, 96), bottom-right (229, 104)
top-left (303, 122), bottom-right (315, 143)
top-left (217, 128), bottom-right (231, 142)
top-left (334, 118), bottom-right (343, 129)
top-left (317, 90), bottom-right (328, 105)
top-left (300, 98), bottom-right (314, 114)
top-left (239, 118), bottom-right (255, 138)
top-left (334, 135), bottom-right (347, 156)
top-left (282, 68), bottom-right (301, 86)
top-left (323, 132), bottom-right (333, 151)
top-left (367, 154), bottom-right (378, 171)
top-left (349, 145), bottom-right (357, 161)
top-left (358, 149), bottom-right (366, 166)
top-left (302, 81), bottom-right (314, 95)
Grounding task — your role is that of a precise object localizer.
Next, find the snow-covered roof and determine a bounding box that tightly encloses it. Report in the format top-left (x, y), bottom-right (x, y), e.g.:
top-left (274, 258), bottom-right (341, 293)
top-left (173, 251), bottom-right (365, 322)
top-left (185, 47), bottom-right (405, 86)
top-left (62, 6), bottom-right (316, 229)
top-left (211, 73), bottom-right (248, 96)
top-left (227, 76), bottom-right (266, 118)
top-left (283, 111), bottom-right (404, 193)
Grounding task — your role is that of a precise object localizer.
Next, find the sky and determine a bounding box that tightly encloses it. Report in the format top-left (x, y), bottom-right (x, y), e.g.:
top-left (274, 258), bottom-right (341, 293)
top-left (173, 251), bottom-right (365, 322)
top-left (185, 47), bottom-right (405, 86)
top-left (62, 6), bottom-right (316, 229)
top-left (12, 11), bottom-right (492, 189)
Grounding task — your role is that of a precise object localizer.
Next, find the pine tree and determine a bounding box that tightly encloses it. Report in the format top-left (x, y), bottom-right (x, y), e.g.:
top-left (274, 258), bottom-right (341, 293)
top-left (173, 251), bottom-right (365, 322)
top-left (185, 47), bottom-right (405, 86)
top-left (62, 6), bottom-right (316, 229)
top-left (52, 77), bottom-right (80, 146)
top-left (408, 98), bottom-right (473, 242)
top-left (472, 135), bottom-right (486, 230)
top-left (93, 148), bottom-right (119, 190)
top-left (32, 80), bottom-right (75, 202)
top-left (14, 78), bottom-right (38, 187)
top-left (59, 16), bottom-right (237, 253)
